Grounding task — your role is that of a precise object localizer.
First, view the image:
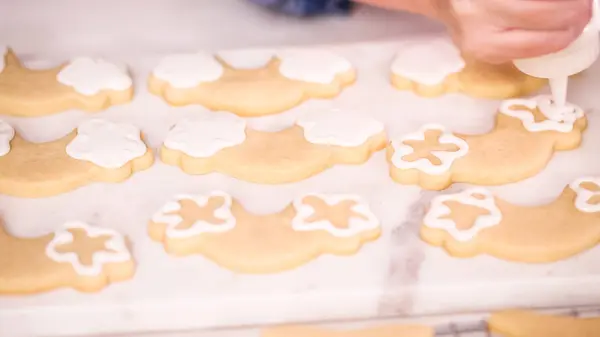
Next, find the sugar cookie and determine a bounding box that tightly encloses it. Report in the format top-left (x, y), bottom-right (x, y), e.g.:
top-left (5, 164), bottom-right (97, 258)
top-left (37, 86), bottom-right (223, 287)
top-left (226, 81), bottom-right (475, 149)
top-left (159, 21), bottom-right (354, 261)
top-left (0, 119), bottom-right (154, 198)
top-left (262, 324), bottom-right (434, 337)
top-left (148, 192), bottom-right (381, 273)
top-left (161, 110), bottom-right (386, 184)
top-left (0, 48), bottom-right (133, 117)
top-left (148, 49), bottom-right (355, 117)
top-left (390, 37), bottom-right (546, 98)
top-left (421, 178), bottom-right (600, 262)
top-left (0, 220), bottom-right (134, 294)
top-left (489, 310), bottom-right (600, 337)
top-left (387, 95), bottom-right (586, 190)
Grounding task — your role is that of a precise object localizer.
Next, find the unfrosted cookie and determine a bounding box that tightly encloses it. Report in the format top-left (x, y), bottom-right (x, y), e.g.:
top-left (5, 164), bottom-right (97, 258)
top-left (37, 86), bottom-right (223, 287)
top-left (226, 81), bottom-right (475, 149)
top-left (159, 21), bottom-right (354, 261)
top-left (390, 37), bottom-right (546, 98)
top-left (387, 95), bottom-right (586, 190)
top-left (0, 220), bottom-right (134, 294)
top-left (148, 48), bottom-right (355, 116)
top-left (160, 110), bottom-right (386, 184)
top-left (0, 47), bottom-right (133, 117)
top-left (0, 119), bottom-right (154, 198)
top-left (420, 177), bottom-right (600, 262)
top-left (149, 191), bottom-right (381, 273)
top-left (262, 325), bottom-right (434, 337)
top-left (489, 310), bottom-right (600, 337)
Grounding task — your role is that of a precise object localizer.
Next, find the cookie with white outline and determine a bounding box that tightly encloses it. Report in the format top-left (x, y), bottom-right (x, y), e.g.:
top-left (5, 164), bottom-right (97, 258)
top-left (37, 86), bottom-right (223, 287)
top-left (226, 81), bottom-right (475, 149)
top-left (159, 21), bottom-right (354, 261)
top-left (390, 37), bottom-right (545, 98)
top-left (387, 95), bottom-right (586, 190)
top-left (160, 110), bottom-right (386, 184)
top-left (0, 119), bottom-right (153, 198)
top-left (262, 324), bottom-right (434, 337)
top-left (148, 192), bottom-right (381, 273)
top-left (421, 178), bottom-right (600, 262)
top-left (0, 47), bottom-right (133, 117)
top-left (148, 48), bottom-right (355, 117)
top-left (489, 310), bottom-right (600, 337)
top-left (0, 220), bottom-right (134, 294)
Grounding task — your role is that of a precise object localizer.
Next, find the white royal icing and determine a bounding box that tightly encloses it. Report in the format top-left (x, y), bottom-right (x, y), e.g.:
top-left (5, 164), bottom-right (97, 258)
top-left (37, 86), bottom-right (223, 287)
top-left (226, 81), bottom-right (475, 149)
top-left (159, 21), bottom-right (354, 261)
top-left (296, 110), bottom-right (385, 147)
top-left (277, 49), bottom-right (352, 84)
top-left (57, 57), bottom-right (132, 96)
top-left (0, 119), bottom-right (15, 156)
top-left (291, 194), bottom-right (379, 237)
top-left (0, 45), bottom-right (7, 73)
top-left (152, 191), bottom-right (236, 238)
top-left (424, 188), bottom-right (502, 242)
top-left (569, 177), bottom-right (600, 213)
top-left (390, 124), bottom-right (469, 175)
top-left (153, 52), bottom-right (224, 88)
top-left (45, 221), bottom-right (131, 276)
top-left (216, 49), bottom-right (275, 69)
top-left (66, 119), bottom-right (147, 169)
top-left (391, 37), bottom-right (465, 86)
top-left (499, 95), bottom-right (584, 133)
top-left (163, 112), bottom-right (247, 158)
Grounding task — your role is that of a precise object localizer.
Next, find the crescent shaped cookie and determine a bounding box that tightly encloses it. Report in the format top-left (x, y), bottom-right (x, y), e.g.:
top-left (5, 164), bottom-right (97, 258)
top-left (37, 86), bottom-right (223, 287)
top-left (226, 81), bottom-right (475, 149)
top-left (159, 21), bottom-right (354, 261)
top-left (262, 325), bottom-right (434, 337)
top-left (160, 110), bottom-right (386, 184)
top-left (0, 119), bottom-right (154, 198)
top-left (390, 37), bottom-right (546, 98)
top-left (148, 48), bottom-right (355, 117)
top-left (489, 310), bottom-right (600, 337)
top-left (0, 47), bottom-right (133, 117)
top-left (420, 177), bottom-right (600, 262)
top-left (0, 220), bottom-right (135, 294)
top-left (149, 191), bottom-right (381, 273)
top-left (387, 95), bottom-right (586, 190)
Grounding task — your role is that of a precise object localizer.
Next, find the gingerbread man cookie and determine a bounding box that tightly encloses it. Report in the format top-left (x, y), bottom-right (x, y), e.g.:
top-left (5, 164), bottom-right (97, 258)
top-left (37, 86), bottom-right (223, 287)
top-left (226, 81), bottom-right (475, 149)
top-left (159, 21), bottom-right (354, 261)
top-left (262, 325), bottom-right (434, 337)
top-left (149, 192), bottom-right (381, 273)
top-left (161, 110), bottom-right (386, 184)
top-left (148, 48), bottom-right (355, 116)
top-left (0, 220), bottom-right (134, 294)
top-left (388, 95), bottom-right (587, 190)
top-left (390, 37), bottom-right (546, 98)
top-left (489, 310), bottom-right (600, 337)
top-left (0, 119), bottom-right (154, 198)
top-left (0, 47), bottom-right (133, 117)
top-left (421, 178), bottom-right (600, 262)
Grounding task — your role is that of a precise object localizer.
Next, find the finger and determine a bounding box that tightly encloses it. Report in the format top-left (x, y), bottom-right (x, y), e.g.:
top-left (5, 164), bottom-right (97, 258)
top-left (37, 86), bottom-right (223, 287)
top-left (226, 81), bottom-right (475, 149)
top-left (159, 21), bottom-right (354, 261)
top-left (460, 26), bottom-right (583, 63)
top-left (481, 0), bottom-right (592, 31)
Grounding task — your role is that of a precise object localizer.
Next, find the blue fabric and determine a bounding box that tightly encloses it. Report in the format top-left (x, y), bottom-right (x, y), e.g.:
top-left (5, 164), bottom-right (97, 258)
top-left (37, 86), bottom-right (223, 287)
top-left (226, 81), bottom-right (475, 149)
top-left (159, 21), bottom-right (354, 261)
top-left (249, 0), bottom-right (353, 16)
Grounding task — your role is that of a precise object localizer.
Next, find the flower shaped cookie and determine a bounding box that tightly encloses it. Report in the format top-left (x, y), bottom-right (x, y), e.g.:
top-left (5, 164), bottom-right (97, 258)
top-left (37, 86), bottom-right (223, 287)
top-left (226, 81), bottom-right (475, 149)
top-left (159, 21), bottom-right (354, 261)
top-left (152, 52), bottom-right (224, 88)
top-left (296, 110), bottom-right (384, 147)
top-left (45, 221), bottom-right (131, 276)
top-left (163, 112), bottom-right (247, 158)
top-left (0, 119), bottom-right (15, 156)
top-left (500, 95), bottom-right (584, 133)
top-left (57, 57), bottom-right (132, 96)
top-left (391, 124), bottom-right (469, 175)
top-left (151, 191), bottom-right (237, 238)
top-left (66, 119), bottom-right (147, 169)
top-left (423, 188), bottom-right (502, 242)
top-left (277, 49), bottom-right (353, 84)
top-left (570, 177), bottom-right (600, 213)
top-left (291, 194), bottom-right (380, 237)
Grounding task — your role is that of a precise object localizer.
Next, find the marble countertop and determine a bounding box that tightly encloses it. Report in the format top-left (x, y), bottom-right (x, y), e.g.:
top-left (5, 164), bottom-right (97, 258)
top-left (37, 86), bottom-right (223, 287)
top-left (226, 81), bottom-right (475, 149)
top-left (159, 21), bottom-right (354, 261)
top-left (1, 1), bottom-right (600, 336)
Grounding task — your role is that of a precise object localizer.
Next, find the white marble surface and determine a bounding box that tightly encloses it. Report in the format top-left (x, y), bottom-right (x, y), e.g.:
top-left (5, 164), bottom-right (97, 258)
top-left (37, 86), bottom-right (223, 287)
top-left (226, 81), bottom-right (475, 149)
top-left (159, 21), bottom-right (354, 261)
top-left (1, 1), bottom-right (600, 337)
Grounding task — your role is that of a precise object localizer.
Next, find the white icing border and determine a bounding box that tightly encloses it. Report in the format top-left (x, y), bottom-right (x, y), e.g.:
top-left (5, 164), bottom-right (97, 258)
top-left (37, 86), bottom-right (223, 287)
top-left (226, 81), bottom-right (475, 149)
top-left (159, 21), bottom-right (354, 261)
top-left (45, 221), bottom-right (131, 277)
top-left (0, 119), bottom-right (15, 156)
top-left (152, 52), bottom-right (224, 88)
top-left (390, 124), bottom-right (469, 175)
top-left (569, 177), bottom-right (600, 213)
top-left (152, 191), bottom-right (236, 239)
top-left (277, 49), bottom-right (352, 84)
top-left (423, 188), bottom-right (502, 242)
top-left (56, 57), bottom-right (132, 96)
top-left (296, 110), bottom-right (385, 147)
top-left (291, 194), bottom-right (380, 237)
top-left (499, 95), bottom-right (584, 133)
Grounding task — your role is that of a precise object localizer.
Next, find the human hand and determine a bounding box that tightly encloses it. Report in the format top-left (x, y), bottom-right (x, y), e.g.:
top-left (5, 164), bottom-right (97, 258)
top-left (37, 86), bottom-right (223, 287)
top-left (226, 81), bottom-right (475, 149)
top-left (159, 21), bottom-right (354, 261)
top-left (356, 0), bottom-right (593, 64)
